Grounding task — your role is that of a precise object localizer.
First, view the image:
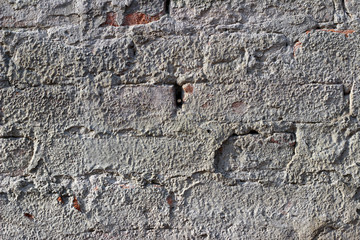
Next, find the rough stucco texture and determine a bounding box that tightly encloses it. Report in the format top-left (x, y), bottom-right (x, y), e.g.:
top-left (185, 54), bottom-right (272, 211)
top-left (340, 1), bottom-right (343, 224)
top-left (1, 0), bottom-right (360, 239)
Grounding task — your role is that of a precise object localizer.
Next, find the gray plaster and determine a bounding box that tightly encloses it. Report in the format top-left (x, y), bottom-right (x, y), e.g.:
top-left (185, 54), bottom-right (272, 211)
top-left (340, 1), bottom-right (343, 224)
top-left (1, 0), bottom-right (360, 239)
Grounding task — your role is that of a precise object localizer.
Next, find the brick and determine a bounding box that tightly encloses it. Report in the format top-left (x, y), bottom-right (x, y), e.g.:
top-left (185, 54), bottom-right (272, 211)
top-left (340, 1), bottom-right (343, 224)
top-left (204, 32), bottom-right (287, 82)
top-left (100, 12), bottom-right (120, 27)
top-left (0, 86), bottom-right (80, 129)
top-left (43, 135), bottom-right (212, 177)
top-left (285, 124), bottom-right (349, 184)
top-left (0, 87), bottom-right (80, 127)
top-left (9, 38), bottom-right (135, 86)
top-left (0, 46), bottom-right (9, 88)
top-left (0, 0), bottom-right (81, 28)
top-left (130, 35), bottom-right (204, 84)
top-left (343, 132), bottom-right (360, 184)
top-left (92, 85), bottom-right (176, 130)
top-left (295, 30), bottom-right (359, 86)
top-left (85, 180), bottom-right (169, 233)
top-left (0, 137), bottom-right (33, 175)
top-left (87, 38), bottom-right (135, 77)
top-left (122, 12), bottom-right (161, 26)
top-left (93, 0), bottom-right (165, 28)
top-left (182, 83), bottom-right (346, 123)
top-left (9, 39), bottom-right (86, 86)
top-left (0, 176), bottom-right (169, 238)
top-left (0, 85), bottom-right (175, 132)
top-left (176, 181), bottom-right (351, 239)
top-left (171, 0), bottom-right (333, 28)
top-left (215, 133), bottom-right (295, 182)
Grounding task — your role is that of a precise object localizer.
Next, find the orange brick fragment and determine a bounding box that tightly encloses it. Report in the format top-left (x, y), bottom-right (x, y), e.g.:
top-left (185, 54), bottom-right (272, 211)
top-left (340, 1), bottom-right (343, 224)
top-left (100, 12), bottom-right (119, 27)
top-left (269, 137), bottom-right (280, 144)
top-left (122, 12), bottom-right (160, 26)
top-left (293, 41), bottom-right (302, 57)
top-left (166, 195), bottom-right (173, 207)
top-left (183, 84), bottom-right (194, 94)
top-left (57, 196), bottom-right (64, 204)
top-left (24, 213), bottom-right (34, 219)
top-left (320, 29), bottom-right (355, 37)
top-left (73, 196), bottom-right (81, 212)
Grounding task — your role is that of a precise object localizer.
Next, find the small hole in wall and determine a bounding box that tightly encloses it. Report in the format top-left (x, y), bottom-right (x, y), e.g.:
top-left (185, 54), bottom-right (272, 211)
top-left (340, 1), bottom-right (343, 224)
top-left (207, 129), bottom-right (211, 133)
top-left (344, 87), bottom-right (351, 96)
top-left (199, 233), bottom-right (208, 238)
top-left (129, 42), bottom-right (137, 57)
top-left (356, 209), bottom-right (360, 215)
top-left (24, 213), bottom-right (34, 220)
top-left (249, 130), bottom-right (259, 135)
top-left (174, 84), bottom-right (183, 108)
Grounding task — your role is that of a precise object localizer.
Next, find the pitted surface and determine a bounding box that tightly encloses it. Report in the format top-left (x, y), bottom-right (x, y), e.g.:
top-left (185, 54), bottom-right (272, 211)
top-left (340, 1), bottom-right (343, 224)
top-left (1, 0), bottom-right (360, 239)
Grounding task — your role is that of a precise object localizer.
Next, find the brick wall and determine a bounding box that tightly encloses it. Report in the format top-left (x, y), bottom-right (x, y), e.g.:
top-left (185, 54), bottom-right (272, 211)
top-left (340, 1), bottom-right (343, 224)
top-left (1, 0), bottom-right (360, 239)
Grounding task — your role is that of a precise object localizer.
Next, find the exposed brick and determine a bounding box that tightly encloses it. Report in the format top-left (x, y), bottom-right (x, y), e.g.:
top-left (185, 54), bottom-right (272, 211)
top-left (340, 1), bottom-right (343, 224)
top-left (183, 83), bottom-right (194, 94)
top-left (122, 12), bottom-right (161, 26)
top-left (100, 12), bottom-right (120, 27)
top-left (319, 29), bottom-right (356, 37)
top-left (293, 41), bottom-right (302, 57)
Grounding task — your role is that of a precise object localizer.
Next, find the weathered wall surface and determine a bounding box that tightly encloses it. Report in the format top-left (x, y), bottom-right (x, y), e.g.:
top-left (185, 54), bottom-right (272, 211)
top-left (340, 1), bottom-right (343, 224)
top-left (1, 0), bottom-right (360, 239)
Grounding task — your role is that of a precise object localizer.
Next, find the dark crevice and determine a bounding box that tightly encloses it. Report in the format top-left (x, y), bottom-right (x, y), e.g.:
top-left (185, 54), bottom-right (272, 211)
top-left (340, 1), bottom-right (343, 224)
top-left (341, 0), bottom-right (350, 17)
top-left (174, 83), bottom-right (183, 108)
top-left (64, 126), bottom-right (94, 135)
top-left (166, 191), bottom-right (175, 218)
top-left (248, 130), bottom-right (259, 135)
top-left (353, 187), bottom-right (360, 201)
top-left (344, 85), bottom-right (351, 96)
top-left (129, 41), bottom-right (137, 58)
top-left (24, 213), bottom-right (34, 220)
top-left (0, 135), bottom-right (24, 139)
top-left (311, 223), bottom-right (336, 240)
top-left (0, 79), bottom-right (11, 88)
top-left (29, 158), bottom-right (44, 173)
top-left (213, 133), bottom-right (237, 173)
top-left (164, 0), bottom-right (171, 14)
